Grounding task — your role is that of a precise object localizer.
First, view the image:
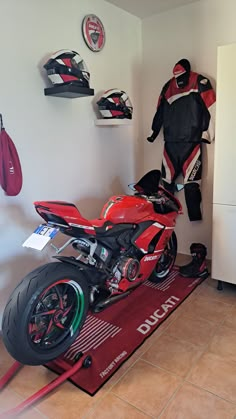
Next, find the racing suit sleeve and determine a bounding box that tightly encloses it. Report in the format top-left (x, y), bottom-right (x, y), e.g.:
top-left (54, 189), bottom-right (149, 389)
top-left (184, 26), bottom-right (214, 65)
top-left (151, 94), bottom-right (164, 135)
top-left (198, 75), bottom-right (216, 144)
top-left (147, 82), bottom-right (169, 142)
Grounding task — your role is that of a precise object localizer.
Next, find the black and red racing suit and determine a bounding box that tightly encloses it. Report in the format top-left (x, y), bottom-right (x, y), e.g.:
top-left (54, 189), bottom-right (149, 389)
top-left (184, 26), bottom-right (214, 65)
top-left (149, 71), bottom-right (216, 221)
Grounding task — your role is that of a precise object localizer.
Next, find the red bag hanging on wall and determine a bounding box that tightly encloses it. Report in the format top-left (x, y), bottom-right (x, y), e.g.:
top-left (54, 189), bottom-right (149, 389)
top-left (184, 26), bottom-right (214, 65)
top-left (0, 115), bottom-right (23, 196)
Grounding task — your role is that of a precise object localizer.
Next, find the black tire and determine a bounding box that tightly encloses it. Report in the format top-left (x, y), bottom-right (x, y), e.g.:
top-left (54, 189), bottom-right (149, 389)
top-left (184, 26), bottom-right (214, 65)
top-left (2, 262), bottom-right (89, 366)
top-left (149, 231), bottom-right (177, 283)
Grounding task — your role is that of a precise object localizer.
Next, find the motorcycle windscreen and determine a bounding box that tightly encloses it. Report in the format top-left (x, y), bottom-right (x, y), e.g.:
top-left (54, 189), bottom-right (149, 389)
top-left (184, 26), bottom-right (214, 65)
top-left (134, 170), bottom-right (161, 195)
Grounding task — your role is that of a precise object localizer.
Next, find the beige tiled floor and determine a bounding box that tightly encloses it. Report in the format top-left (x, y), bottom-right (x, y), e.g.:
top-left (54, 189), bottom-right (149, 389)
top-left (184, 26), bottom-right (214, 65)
top-left (0, 255), bottom-right (236, 418)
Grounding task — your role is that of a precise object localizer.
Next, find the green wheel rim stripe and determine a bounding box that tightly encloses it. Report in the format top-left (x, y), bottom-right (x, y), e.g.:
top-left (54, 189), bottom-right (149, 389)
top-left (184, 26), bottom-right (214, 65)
top-left (68, 280), bottom-right (85, 336)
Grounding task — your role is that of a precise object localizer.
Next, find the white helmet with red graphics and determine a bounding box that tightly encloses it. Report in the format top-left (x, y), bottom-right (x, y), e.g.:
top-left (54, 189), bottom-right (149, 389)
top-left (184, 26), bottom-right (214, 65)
top-left (44, 49), bottom-right (90, 88)
top-left (97, 89), bottom-right (133, 119)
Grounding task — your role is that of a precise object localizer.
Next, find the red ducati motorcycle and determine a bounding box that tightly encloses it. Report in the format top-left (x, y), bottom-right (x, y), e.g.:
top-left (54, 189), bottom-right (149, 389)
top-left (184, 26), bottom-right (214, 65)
top-left (2, 170), bottom-right (182, 365)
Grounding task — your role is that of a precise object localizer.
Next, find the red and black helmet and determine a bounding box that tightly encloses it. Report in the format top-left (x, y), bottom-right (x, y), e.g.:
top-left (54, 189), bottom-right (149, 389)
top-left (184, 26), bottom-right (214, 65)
top-left (44, 49), bottom-right (90, 88)
top-left (97, 89), bottom-right (133, 119)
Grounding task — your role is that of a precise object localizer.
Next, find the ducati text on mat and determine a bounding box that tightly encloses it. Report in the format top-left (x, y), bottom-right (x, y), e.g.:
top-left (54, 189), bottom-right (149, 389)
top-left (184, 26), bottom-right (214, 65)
top-left (137, 295), bottom-right (180, 335)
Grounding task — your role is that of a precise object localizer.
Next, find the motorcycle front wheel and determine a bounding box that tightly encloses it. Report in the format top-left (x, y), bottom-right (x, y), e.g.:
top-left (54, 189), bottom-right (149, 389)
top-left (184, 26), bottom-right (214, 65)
top-left (150, 231), bottom-right (177, 283)
top-left (2, 262), bottom-right (89, 365)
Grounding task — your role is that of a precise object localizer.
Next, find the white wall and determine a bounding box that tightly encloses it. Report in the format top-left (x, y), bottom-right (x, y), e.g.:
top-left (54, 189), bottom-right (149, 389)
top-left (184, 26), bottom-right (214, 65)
top-left (142, 0), bottom-right (236, 256)
top-left (0, 0), bottom-right (142, 326)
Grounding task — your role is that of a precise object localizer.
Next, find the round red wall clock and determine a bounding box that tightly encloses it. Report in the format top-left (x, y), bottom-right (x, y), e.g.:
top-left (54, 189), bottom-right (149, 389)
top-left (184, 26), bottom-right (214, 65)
top-left (82, 15), bottom-right (105, 52)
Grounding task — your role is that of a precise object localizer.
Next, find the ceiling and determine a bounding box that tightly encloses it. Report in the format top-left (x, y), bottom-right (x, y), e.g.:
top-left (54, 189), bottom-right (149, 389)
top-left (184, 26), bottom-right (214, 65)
top-left (105, 0), bottom-right (199, 19)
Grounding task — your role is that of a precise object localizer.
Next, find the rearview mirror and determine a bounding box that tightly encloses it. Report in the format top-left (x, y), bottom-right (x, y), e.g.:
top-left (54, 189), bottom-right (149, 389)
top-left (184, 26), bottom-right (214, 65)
top-left (128, 183), bottom-right (137, 192)
top-left (176, 184), bottom-right (184, 192)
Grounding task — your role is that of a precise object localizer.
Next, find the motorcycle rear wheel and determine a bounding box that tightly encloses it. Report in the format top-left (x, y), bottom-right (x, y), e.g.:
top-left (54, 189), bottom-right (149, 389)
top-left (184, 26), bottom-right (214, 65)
top-left (2, 262), bottom-right (89, 365)
top-left (150, 231), bottom-right (177, 283)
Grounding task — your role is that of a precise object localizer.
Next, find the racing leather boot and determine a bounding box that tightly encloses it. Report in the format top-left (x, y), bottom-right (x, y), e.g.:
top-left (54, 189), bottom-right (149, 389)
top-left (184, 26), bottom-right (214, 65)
top-left (179, 243), bottom-right (209, 279)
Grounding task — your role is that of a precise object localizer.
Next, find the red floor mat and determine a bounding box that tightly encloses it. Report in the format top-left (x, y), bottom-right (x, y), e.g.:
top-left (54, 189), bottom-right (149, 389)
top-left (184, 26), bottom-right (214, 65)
top-left (46, 268), bottom-right (204, 395)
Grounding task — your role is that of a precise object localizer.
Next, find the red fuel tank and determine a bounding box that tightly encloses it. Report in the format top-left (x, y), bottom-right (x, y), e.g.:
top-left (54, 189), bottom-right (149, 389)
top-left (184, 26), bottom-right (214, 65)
top-left (100, 195), bottom-right (155, 224)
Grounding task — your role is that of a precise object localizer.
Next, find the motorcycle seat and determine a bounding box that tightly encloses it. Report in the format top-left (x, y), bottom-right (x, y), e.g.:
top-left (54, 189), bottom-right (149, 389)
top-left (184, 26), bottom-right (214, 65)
top-left (90, 218), bottom-right (106, 228)
top-left (90, 219), bottom-right (113, 234)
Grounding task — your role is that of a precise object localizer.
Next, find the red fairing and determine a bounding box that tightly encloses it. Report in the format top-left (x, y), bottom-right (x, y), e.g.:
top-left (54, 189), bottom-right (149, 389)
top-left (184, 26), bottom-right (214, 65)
top-left (100, 195), bottom-right (156, 223)
top-left (34, 201), bottom-right (95, 235)
top-left (100, 194), bottom-right (180, 224)
top-left (34, 201), bottom-right (81, 218)
top-left (134, 219), bottom-right (175, 253)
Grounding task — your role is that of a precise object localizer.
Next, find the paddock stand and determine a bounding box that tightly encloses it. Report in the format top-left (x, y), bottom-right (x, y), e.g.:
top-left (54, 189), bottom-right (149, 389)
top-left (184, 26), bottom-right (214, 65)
top-left (0, 352), bottom-right (92, 417)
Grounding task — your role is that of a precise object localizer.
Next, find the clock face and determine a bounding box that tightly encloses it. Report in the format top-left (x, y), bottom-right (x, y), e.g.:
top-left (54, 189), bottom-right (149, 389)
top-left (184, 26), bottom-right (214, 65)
top-left (82, 15), bottom-right (105, 52)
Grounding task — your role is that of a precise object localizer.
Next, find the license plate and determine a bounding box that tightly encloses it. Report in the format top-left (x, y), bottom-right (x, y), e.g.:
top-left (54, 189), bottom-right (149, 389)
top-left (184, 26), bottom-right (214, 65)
top-left (22, 225), bottom-right (59, 251)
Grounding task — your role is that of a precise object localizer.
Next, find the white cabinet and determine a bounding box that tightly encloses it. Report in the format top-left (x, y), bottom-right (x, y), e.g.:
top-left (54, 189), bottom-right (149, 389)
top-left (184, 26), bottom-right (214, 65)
top-left (212, 43), bottom-right (236, 285)
top-left (212, 204), bottom-right (236, 284)
top-left (213, 44), bottom-right (236, 205)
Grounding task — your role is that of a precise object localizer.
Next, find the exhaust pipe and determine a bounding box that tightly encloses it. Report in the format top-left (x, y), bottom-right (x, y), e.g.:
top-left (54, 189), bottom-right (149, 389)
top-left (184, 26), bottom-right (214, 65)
top-left (93, 290), bottom-right (131, 313)
top-left (92, 281), bottom-right (141, 313)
